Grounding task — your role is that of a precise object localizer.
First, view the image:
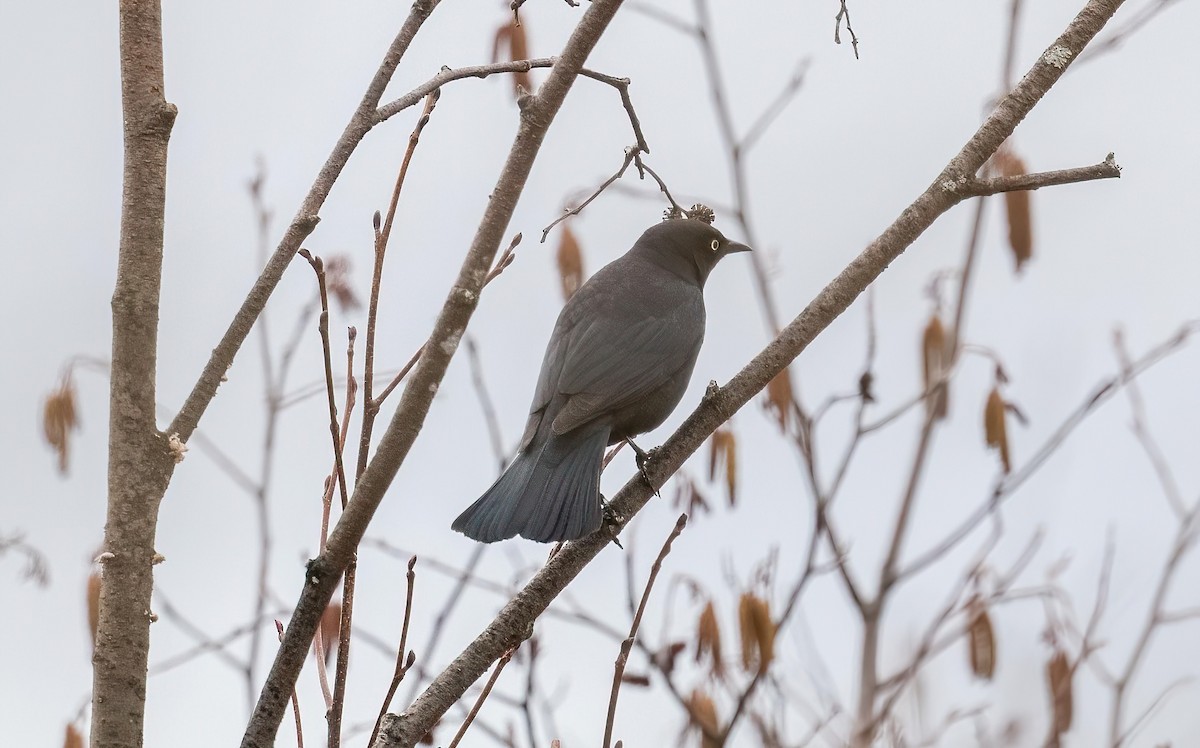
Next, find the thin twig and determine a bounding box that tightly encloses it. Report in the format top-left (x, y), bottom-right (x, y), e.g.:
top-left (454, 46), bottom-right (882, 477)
top-left (275, 620), bottom-right (305, 748)
top-left (370, 556), bottom-right (419, 746)
top-left (447, 646), bottom-right (519, 748)
top-left (603, 514), bottom-right (688, 748)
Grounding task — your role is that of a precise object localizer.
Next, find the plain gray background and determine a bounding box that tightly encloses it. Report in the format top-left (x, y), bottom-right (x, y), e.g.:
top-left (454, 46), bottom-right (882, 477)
top-left (3, 1), bottom-right (1199, 745)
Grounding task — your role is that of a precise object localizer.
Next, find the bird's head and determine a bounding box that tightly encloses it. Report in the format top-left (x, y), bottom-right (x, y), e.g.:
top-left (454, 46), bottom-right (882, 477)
top-left (632, 217), bottom-right (752, 287)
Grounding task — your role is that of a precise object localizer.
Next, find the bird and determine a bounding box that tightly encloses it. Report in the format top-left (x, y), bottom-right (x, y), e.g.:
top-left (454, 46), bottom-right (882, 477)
top-left (452, 216), bottom-right (751, 543)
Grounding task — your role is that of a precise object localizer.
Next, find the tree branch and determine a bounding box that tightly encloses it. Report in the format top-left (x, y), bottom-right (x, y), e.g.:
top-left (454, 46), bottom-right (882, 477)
top-left (240, 1), bottom-right (631, 744)
top-left (375, 2), bottom-right (1128, 746)
top-left (169, 0), bottom-right (443, 442)
top-left (94, 1), bottom-right (178, 744)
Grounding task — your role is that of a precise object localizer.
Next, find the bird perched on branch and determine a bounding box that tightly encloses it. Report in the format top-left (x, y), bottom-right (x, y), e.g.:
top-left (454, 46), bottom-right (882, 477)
top-left (453, 214), bottom-right (751, 543)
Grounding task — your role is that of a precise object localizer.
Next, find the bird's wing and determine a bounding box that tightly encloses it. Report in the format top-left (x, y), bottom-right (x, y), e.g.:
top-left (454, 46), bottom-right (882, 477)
top-left (550, 305), bottom-right (702, 435)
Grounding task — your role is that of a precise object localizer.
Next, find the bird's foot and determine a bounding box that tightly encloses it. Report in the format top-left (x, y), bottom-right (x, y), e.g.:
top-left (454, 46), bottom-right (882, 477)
top-left (600, 496), bottom-right (625, 549)
top-left (625, 438), bottom-right (660, 497)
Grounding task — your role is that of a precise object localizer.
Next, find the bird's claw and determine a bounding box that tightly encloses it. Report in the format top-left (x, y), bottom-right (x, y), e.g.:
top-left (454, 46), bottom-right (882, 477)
top-left (600, 497), bottom-right (625, 549)
top-left (625, 439), bottom-right (661, 497)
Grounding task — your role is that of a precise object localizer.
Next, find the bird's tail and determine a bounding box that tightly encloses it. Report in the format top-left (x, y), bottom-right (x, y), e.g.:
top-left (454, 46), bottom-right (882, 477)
top-left (452, 423), bottom-right (610, 543)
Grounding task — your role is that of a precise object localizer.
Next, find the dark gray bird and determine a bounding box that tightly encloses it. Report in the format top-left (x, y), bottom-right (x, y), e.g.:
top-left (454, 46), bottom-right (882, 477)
top-left (453, 217), bottom-right (750, 543)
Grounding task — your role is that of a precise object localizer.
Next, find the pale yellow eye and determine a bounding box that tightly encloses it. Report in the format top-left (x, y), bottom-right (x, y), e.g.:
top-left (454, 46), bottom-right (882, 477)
top-left (710, 239), bottom-right (720, 251)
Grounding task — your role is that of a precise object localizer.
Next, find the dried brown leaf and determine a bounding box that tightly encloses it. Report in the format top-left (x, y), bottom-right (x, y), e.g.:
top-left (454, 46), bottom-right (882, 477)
top-left (984, 387), bottom-right (1011, 473)
top-left (672, 474), bottom-right (710, 516)
top-left (43, 372), bottom-right (80, 474)
top-left (967, 595), bottom-right (996, 680)
top-left (763, 368), bottom-right (794, 432)
top-left (707, 427), bottom-right (738, 507)
top-left (87, 571), bottom-right (101, 650)
top-left (324, 255), bottom-right (361, 311)
top-left (63, 724), bottom-right (85, 748)
top-left (695, 600), bottom-right (724, 678)
top-left (492, 21), bottom-right (531, 97)
top-left (1046, 649), bottom-right (1073, 738)
top-left (922, 314), bottom-right (949, 420)
top-left (688, 689), bottom-right (721, 748)
top-left (556, 223), bottom-right (584, 301)
top-left (317, 600), bottom-right (341, 665)
top-left (997, 151), bottom-right (1033, 271)
top-left (737, 593), bottom-right (775, 675)
top-left (654, 641), bottom-right (688, 677)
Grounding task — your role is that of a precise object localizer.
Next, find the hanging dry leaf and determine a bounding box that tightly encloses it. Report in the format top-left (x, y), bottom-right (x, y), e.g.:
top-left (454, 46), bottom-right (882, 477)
top-left (922, 314), bottom-right (949, 420)
top-left (966, 595), bottom-right (996, 680)
top-left (695, 599), bottom-right (724, 679)
top-left (984, 387), bottom-right (1011, 473)
top-left (737, 593), bottom-right (775, 675)
top-left (688, 689), bottom-right (722, 748)
top-left (556, 224), bottom-right (584, 301)
top-left (707, 426), bottom-right (738, 507)
top-left (672, 473), bottom-right (710, 516)
top-left (763, 369), bottom-right (794, 432)
top-left (1046, 649), bottom-right (1073, 739)
top-left (317, 600), bottom-right (342, 665)
top-left (43, 371), bottom-right (80, 475)
top-left (996, 151), bottom-right (1033, 271)
top-left (323, 255), bottom-right (361, 311)
top-left (63, 724), bottom-right (85, 748)
top-left (491, 20), bottom-right (531, 97)
top-left (87, 571), bottom-right (101, 649)
top-left (654, 641), bottom-right (688, 677)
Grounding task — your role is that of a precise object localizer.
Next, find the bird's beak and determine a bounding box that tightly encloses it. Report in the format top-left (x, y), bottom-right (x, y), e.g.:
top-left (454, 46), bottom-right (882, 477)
top-left (726, 241), bottom-right (752, 254)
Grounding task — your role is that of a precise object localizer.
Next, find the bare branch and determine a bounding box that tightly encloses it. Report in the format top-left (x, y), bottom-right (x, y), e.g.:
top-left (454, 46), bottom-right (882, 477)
top-left (377, 4), bottom-right (1131, 746)
top-left (954, 153), bottom-right (1121, 197)
top-left (603, 515), bottom-right (687, 748)
top-left (244, 2), bottom-right (632, 742)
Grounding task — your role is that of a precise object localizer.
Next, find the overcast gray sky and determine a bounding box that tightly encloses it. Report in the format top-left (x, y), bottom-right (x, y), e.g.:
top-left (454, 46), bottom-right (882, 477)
top-left (3, 1), bottom-right (1200, 746)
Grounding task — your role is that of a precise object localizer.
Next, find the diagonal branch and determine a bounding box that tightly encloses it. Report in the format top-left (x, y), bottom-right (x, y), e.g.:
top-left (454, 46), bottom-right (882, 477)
top-left (375, 2), bottom-right (1128, 746)
top-left (240, 1), bottom-right (631, 744)
top-left (169, 0), bottom-right (443, 442)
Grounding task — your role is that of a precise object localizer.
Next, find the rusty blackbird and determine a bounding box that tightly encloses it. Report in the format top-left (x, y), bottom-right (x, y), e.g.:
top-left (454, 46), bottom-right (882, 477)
top-left (452, 217), bottom-right (750, 542)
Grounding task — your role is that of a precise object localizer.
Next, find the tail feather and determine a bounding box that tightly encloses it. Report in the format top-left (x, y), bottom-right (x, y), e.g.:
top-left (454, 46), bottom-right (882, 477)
top-left (453, 424), bottom-right (609, 543)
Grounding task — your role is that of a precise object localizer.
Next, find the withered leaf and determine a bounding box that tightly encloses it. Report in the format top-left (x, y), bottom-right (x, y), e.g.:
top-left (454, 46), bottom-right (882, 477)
top-left (984, 387), bottom-right (1011, 473)
top-left (63, 724), bottom-right (85, 748)
top-left (763, 369), bottom-right (794, 432)
top-left (317, 601), bottom-right (342, 665)
top-left (1046, 649), bottom-right (1073, 738)
top-left (707, 426), bottom-right (737, 507)
top-left (556, 224), bottom-right (584, 301)
top-left (87, 572), bottom-right (101, 650)
top-left (966, 595), bottom-right (996, 680)
top-left (695, 599), bottom-right (724, 679)
top-left (43, 372), bottom-right (80, 475)
top-left (737, 593), bottom-right (775, 675)
top-left (922, 314), bottom-right (949, 420)
top-left (688, 689), bottom-right (722, 748)
top-left (997, 150), bottom-right (1033, 272)
top-left (491, 20), bottom-right (531, 97)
